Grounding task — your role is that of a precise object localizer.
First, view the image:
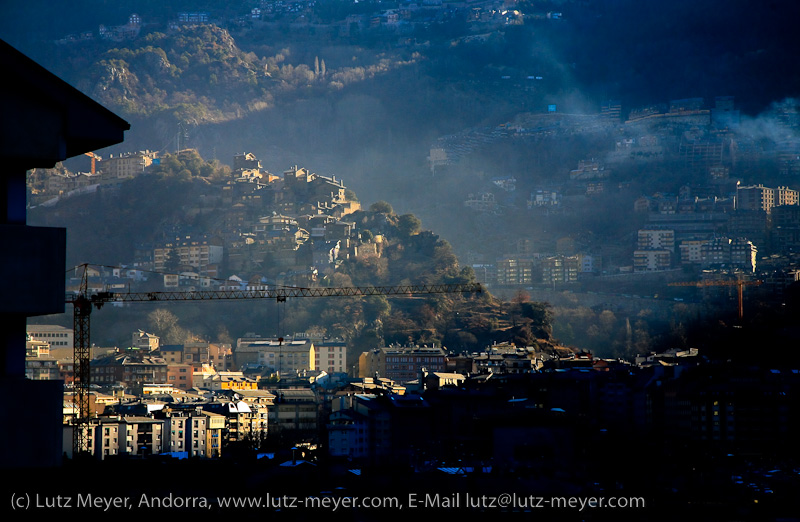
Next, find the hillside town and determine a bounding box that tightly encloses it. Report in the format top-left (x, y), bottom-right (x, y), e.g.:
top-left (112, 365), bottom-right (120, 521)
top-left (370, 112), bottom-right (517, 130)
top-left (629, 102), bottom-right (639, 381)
top-left (7, 2), bottom-right (800, 518)
top-left (54, 0), bottom-right (552, 46)
top-left (30, 150), bottom-right (366, 290)
top-left (28, 97), bottom-right (800, 304)
top-left (436, 96), bottom-right (800, 298)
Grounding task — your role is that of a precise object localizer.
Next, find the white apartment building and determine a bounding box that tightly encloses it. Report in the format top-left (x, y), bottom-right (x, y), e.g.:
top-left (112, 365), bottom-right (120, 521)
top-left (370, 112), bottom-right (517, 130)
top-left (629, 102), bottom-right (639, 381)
top-left (27, 324), bottom-right (73, 348)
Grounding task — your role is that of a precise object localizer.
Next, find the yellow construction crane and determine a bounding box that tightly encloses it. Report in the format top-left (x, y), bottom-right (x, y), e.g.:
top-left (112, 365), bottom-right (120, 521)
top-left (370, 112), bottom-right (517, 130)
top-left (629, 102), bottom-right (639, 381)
top-left (83, 152), bottom-right (101, 174)
top-left (66, 264), bottom-right (482, 455)
top-left (669, 278), bottom-right (762, 321)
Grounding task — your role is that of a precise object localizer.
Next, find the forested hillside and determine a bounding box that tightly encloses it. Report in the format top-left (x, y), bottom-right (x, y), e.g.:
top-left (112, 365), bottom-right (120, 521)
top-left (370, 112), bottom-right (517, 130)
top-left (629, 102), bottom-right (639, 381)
top-left (29, 151), bottom-right (562, 357)
top-left (14, 0), bottom-right (800, 359)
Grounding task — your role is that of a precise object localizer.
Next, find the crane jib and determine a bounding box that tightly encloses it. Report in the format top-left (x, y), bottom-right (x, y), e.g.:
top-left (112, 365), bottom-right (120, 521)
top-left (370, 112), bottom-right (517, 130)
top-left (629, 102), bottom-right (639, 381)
top-left (66, 283), bottom-right (482, 305)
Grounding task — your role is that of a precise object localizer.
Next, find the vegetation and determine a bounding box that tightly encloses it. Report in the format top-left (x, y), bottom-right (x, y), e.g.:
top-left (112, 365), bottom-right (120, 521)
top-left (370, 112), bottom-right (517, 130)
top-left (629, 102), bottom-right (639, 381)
top-left (19, 0), bottom-right (800, 358)
top-left (30, 149), bottom-right (559, 356)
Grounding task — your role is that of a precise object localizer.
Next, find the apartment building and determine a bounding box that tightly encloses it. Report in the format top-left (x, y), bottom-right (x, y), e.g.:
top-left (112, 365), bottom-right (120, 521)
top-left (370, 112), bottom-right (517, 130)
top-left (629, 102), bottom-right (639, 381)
top-left (730, 238), bottom-right (758, 272)
top-left (90, 352), bottom-right (169, 388)
top-left (359, 345), bottom-right (447, 384)
top-left (679, 239), bottom-right (709, 265)
top-left (80, 409), bottom-right (223, 459)
top-left (268, 388), bottom-right (317, 437)
top-left (314, 339), bottom-right (348, 374)
top-left (166, 363), bottom-right (194, 391)
top-left (235, 338), bottom-right (315, 375)
top-left (26, 352), bottom-right (60, 380)
top-left (634, 228), bottom-right (675, 271)
top-left (87, 418), bottom-right (124, 460)
top-left (163, 411), bottom-right (208, 457)
top-left (383, 345), bottom-right (446, 384)
top-left (100, 150), bottom-right (156, 179)
top-left (204, 411), bottom-right (226, 458)
top-left (701, 237), bottom-right (731, 266)
top-left (205, 399), bottom-right (269, 444)
top-left (637, 229), bottom-right (675, 250)
top-left (728, 209), bottom-right (768, 249)
top-left (634, 250), bottom-right (672, 272)
top-left (495, 256), bottom-right (535, 285)
top-left (772, 204), bottom-right (800, 252)
top-left (737, 184), bottom-right (799, 213)
top-left (27, 324), bottom-right (73, 348)
top-left (697, 237), bottom-right (757, 271)
top-left (541, 255), bottom-right (580, 285)
top-left (120, 416), bottom-right (164, 456)
top-left (26, 323), bottom-right (61, 380)
top-left (153, 235), bottom-right (223, 277)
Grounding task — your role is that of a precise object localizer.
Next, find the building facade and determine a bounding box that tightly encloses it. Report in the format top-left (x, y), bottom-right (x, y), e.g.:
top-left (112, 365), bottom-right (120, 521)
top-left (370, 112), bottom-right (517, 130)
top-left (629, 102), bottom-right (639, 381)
top-left (26, 324), bottom-right (73, 349)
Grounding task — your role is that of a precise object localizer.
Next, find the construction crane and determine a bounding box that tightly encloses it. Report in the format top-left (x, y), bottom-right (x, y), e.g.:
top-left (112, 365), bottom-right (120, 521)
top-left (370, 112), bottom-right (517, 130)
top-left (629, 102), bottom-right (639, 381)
top-left (66, 264), bottom-right (482, 455)
top-left (83, 152), bottom-right (101, 174)
top-left (669, 278), bottom-right (762, 321)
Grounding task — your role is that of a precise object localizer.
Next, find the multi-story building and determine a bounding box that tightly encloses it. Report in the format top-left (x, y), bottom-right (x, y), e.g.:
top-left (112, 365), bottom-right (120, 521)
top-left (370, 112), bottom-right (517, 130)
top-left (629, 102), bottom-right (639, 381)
top-left (679, 239), bottom-right (709, 265)
top-left (203, 399), bottom-right (269, 445)
top-left (327, 408), bottom-right (372, 460)
top-left (235, 338), bottom-right (315, 375)
top-left (775, 186), bottom-right (799, 207)
top-left (26, 324), bottom-right (73, 349)
top-left (634, 228), bottom-right (675, 271)
top-left (132, 330), bottom-right (159, 351)
top-left (95, 418), bottom-right (123, 459)
top-left (382, 345), bottom-right (447, 384)
top-left (728, 210), bottom-right (768, 250)
top-left (495, 256), bottom-right (535, 286)
top-left (166, 363), bottom-right (194, 391)
top-left (633, 249), bottom-right (672, 272)
top-left (700, 237), bottom-right (731, 267)
top-left (328, 394), bottom-right (391, 461)
top-left (678, 133), bottom-right (727, 174)
top-left (268, 388), bottom-right (317, 438)
top-left (80, 409), bottom-right (223, 460)
top-left (637, 229), bottom-right (675, 250)
top-left (737, 184), bottom-right (799, 214)
top-left (359, 345), bottom-right (447, 384)
top-left (180, 341), bottom-right (232, 369)
top-left (541, 255), bottom-right (580, 285)
top-left (203, 411), bottom-right (226, 458)
top-left (153, 235), bottom-right (223, 277)
top-left (158, 345), bottom-right (185, 365)
top-left (162, 410), bottom-right (208, 457)
top-left (696, 237), bottom-right (756, 271)
top-left (26, 336), bottom-right (60, 380)
top-left (313, 339), bottom-right (348, 374)
top-left (737, 184), bottom-right (774, 213)
top-left (772, 204), bottom-right (800, 252)
top-left (120, 416), bottom-right (164, 457)
top-left (100, 150), bottom-right (156, 179)
top-left (166, 342), bottom-right (234, 371)
top-left (90, 352), bottom-right (169, 389)
top-left (729, 238), bottom-right (758, 272)
top-left (26, 335), bottom-right (49, 357)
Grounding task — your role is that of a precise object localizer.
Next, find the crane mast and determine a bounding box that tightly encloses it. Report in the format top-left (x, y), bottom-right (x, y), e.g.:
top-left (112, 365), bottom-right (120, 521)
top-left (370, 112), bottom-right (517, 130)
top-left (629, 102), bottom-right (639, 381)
top-left (66, 264), bottom-right (482, 455)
